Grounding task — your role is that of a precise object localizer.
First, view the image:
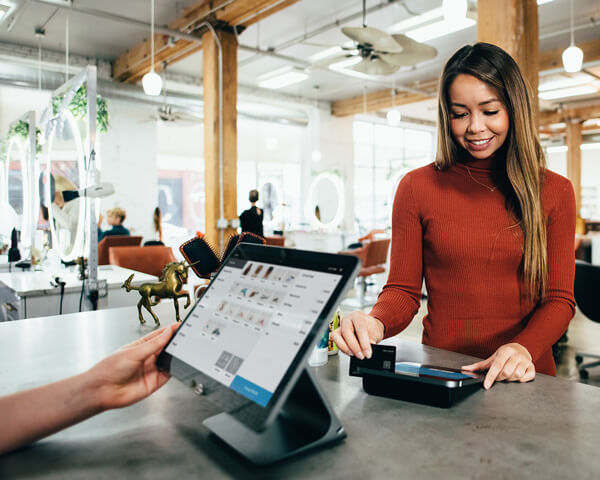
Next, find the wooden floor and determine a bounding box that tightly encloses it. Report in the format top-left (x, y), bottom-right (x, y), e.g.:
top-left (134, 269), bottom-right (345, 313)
top-left (341, 274), bottom-right (600, 388)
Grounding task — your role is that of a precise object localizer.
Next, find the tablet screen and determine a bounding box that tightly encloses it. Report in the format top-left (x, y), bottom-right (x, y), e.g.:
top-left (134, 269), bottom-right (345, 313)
top-left (164, 254), bottom-right (344, 407)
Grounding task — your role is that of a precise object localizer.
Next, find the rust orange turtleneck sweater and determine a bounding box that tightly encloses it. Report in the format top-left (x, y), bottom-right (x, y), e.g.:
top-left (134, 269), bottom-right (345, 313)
top-left (370, 159), bottom-right (576, 375)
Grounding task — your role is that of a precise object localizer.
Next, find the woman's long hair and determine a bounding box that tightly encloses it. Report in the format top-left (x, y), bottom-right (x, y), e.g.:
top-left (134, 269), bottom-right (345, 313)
top-left (153, 207), bottom-right (163, 242)
top-left (436, 42), bottom-right (547, 301)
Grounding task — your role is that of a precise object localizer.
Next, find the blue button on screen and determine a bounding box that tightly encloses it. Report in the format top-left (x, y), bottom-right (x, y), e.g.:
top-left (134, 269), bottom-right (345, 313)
top-left (230, 376), bottom-right (273, 407)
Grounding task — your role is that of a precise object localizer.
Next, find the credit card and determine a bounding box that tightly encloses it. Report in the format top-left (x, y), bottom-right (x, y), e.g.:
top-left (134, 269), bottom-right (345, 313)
top-left (349, 344), bottom-right (396, 377)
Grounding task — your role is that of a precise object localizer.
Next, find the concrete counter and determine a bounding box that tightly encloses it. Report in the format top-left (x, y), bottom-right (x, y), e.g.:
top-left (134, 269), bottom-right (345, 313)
top-left (1, 305), bottom-right (598, 479)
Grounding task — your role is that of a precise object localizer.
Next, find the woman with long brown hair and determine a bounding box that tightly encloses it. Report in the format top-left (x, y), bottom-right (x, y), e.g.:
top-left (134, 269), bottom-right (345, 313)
top-left (332, 43), bottom-right (576, 390)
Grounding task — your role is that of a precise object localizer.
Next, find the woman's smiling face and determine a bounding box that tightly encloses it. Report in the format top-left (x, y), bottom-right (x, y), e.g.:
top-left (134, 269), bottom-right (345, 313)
top-left (448, 74), bottom-right (510, 161)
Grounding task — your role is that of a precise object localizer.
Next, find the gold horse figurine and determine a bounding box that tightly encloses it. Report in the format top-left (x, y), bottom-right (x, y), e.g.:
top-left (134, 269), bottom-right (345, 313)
top-left (122, 261), bottom-right (195, 325)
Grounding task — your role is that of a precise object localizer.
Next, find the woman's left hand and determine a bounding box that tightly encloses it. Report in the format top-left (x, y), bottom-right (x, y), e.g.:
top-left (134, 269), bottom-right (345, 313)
top-left (461, 343), bottom-right (535, 390)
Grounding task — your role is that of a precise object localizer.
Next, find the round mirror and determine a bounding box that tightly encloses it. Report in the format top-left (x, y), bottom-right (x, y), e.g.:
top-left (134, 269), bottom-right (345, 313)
top-left (6, 137), bottom-right (30, 245)
top-left (46, 110), bottom-right (86, 261)
top-left (305, 173), bottom-right (345, 230)
top-left (388, 169), bottom-right (409, 220)
top-left (260, 181), bottom-right (280, 222)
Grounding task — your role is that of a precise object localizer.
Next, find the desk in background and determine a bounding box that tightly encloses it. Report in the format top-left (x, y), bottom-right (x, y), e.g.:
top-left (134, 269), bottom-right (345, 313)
top-left (1, 306), bottom-right (599, 479)
top-left (0, 265), bottom-right (156, 320)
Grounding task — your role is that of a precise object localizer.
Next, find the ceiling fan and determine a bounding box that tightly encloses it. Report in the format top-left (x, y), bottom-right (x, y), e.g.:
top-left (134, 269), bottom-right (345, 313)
top-left (312, 0), bottom-right (437, 76)
top-left (143, 63), bottom-right (203, 123)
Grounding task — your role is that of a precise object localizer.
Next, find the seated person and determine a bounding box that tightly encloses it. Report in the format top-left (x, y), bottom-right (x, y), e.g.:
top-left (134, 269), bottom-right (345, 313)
top-left (98, 207), bottom-right (130, 242)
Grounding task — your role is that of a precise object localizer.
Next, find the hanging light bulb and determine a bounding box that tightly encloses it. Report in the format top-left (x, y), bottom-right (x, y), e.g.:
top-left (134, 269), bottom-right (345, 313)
top-left (562, 0), bottom-right (583, 73)
top-left (442, 0), bottom-right (467, 22)
top-left (143, 0), bottom-right (162, 96)
top-left (387, 110), bottom-right (401, 127)
top-left (387, 87), bottom-right (401, 127)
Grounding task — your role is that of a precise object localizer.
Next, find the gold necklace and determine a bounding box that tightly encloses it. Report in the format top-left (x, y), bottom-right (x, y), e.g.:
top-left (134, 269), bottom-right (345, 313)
top-left (465, 165), bottom-right (496, 192)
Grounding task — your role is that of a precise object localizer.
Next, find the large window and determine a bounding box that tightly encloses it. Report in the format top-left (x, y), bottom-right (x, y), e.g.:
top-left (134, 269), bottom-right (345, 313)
top-left (238, 118), bottom-right (304, 232)
top-left (353, 119), bottom-right (435, 232)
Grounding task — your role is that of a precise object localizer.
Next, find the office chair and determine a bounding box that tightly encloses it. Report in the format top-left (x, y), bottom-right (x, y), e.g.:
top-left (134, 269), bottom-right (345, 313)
top-left (574, 260), bottom-right (600, 378)
top-left (339, 237), bottom-right (391, 308)
top-left (108, 245), bottom-right (177, 278)
top-left (264, 235), bottom-right (285, 246)
top-left (98, 235), bottom-right (142, 265)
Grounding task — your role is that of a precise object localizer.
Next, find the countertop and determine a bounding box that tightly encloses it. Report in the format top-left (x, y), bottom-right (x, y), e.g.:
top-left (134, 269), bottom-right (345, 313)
top-left (1, 305), bottom-right (599, 479)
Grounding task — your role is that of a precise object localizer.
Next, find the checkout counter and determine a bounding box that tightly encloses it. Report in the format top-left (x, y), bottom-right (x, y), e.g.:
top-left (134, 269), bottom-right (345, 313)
top-left (1, 304), bottom-right (599, 478)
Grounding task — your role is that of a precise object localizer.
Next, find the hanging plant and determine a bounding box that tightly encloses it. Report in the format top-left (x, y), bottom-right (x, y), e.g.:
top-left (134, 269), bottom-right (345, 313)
top-left (0, 120), bottom-right (42, 161)
top-left (51, 84), bottom-right (109, 133)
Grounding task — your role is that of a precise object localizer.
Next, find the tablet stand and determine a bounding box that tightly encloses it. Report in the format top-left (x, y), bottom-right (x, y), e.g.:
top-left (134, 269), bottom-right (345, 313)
top-left (203, 367), bottom-right (346, 465)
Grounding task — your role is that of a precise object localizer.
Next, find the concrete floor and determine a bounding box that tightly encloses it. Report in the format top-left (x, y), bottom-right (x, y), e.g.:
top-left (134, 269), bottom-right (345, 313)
top-left (340, 273), bottom-right (600, 388)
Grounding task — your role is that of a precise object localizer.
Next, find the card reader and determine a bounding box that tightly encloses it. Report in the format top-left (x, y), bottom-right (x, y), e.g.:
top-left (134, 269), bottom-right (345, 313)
top-left (350, 344), bottom-right (484, 408)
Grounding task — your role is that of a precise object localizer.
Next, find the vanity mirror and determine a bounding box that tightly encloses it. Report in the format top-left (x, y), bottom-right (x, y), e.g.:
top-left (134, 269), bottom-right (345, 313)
top-left (260, 180), bottom-right (280, 222)
top-left (2, 112), bottom-right (37, 252)
top-left (44, 108), bottom-right (86, 261)
top-left (305, 173), bottom-right (345, 230)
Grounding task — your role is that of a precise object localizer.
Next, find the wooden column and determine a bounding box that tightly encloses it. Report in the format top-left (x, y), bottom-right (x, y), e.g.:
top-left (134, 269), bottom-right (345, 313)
top-left (477, 0), bottom-right (539, 117)
top-left (203, 28), bottom-right (238, 250)
top-left (566, 120), bottom-right (583, 216)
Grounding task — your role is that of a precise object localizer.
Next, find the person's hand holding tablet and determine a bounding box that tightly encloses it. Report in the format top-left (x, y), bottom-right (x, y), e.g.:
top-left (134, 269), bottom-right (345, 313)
top-left (330, 310), bottom-right (385, 360)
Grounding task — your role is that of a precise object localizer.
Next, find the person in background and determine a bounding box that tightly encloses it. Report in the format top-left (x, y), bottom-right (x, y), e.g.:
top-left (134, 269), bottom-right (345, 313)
top-left (332, 42), bottom-right (576, 390)
top-left (98, 206), bottom-right (130, 241)
top-left (143, 207), bottom-right (164, 246)
top-left (0, 324), bottom-right (178, 455)
top-left (239, 189), bottom-right (264, 237)
top-left (51, 175), bottom-right (80, 233)
top-left (153, 207), bottom-right (163, 243)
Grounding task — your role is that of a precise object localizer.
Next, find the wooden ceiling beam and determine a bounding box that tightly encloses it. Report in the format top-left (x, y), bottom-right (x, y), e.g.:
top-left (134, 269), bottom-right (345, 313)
top-left (540, 123), bottom-right (600, 135)
top-left (539, 38), bottom-right (600, 71)
top-left (540, 104), bottom-right (600, 126)
top-left (331, 89), bottom-right (432, 117)
top-left (113, 0), bottom-right (299, 83)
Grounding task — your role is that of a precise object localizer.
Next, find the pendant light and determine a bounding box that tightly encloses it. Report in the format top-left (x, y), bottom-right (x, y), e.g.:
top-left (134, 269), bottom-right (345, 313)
top-left (387, 85), bottom-right (401, 127)
top-left (562, 0), bottom-right (583, 73)
top-left (142, 0), bottom-right (162, 96)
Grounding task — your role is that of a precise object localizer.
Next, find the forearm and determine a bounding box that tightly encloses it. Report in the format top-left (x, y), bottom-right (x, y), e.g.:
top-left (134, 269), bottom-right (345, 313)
top-left (370, 286), bottom-right (421, 338)
top-left (511, 300), bottom-right (575, 362)
top-left (0, 372), bottom-right (102, 455)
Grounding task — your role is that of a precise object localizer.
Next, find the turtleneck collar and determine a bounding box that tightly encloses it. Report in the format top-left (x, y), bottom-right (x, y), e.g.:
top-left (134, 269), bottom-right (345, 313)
top-left (453, 151), bottom-right (506, 180)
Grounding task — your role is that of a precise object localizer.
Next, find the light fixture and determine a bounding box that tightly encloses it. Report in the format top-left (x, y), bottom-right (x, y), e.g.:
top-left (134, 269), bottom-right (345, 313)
top-left (389, 3), bottom-right (474, 43)
top-left (309, 46), bottom-right (343, 62)
top-left (538, 74), bottom-right (590, 92)
top-left (546, 145), bottom-right (568, 153)
top-left (142, 0), bottom-right (162, 96)
top-left (0, 1), bottom-right (16, 23)
top-left (537, 0), bottom-right (554, 4)
top-left (405, 17), bottom-right (475, 42)
top-left (581, 143), bottom-right (600, 151)
top-left (442, 0), bottom-right (467, 22)
top-left (258, 66), bottom-right (309, 89)
top-left (387, 110), bottom-right (401, 126)
top-left (265, 136), bottom-right (278, 150)
top-left (538, 85), bottom-right (596, 100)
top-left (386, 87), bottom-right (401, 127)
top-left (328, 55), bottom-right (361, 71)
top-left (562, 0), bottom-right (583, 73)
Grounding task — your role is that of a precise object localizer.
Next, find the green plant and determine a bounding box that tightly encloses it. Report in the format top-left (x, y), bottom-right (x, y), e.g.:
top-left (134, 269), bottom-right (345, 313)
top-left (311, 168), bottom-right (343, 179)
top-left (51, 84), bottom-right (109, 132)
top-left (1, 121), bottom-right (42, 162)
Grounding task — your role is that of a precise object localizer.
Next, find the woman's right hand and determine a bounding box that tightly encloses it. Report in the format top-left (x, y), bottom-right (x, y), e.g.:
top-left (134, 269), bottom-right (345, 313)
top-left (330, 311), bottom-right (385, 359)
